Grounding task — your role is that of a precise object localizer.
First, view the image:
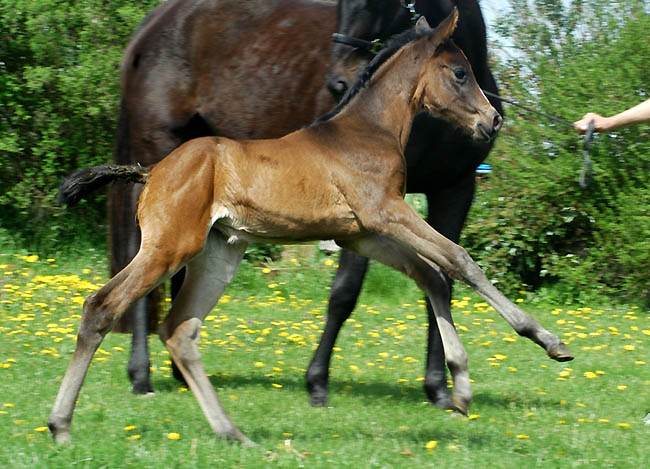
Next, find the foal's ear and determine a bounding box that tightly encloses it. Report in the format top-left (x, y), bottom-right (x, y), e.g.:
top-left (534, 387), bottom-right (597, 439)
top-left (429, 7), bottom-right (459, 47)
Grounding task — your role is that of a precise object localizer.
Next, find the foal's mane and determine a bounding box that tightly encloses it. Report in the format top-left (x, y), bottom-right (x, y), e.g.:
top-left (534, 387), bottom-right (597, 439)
top-left (313, 27), bottom-right (430, 125)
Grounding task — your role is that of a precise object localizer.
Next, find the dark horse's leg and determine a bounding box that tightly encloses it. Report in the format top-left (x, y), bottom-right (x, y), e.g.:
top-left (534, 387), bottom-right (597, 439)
top-left (170, 270), bottom-right (187, 384)
top-left (421, 172), bottom-right (477, 408)
top-left (305, 250), bottom-right (369, 405)
top-left (110, 183), bottom-right (154, 394)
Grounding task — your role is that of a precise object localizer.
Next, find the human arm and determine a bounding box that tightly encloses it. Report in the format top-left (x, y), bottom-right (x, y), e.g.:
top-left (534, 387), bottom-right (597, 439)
top-left (574, 98), bottom-right (650, 134)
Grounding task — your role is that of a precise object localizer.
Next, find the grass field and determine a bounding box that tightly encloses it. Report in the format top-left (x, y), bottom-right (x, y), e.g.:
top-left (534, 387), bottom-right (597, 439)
top-left (1, 245), bottom-right (648, 467)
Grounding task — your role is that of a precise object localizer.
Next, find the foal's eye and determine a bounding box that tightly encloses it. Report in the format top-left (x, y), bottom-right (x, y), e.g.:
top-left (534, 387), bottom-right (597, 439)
top-left (454, 68), bottom-right (467, 80)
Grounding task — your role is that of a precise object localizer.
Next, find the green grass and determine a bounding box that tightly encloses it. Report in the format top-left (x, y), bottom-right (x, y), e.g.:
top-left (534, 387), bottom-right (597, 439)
top-left (0, 246), bottom-right (648, 467)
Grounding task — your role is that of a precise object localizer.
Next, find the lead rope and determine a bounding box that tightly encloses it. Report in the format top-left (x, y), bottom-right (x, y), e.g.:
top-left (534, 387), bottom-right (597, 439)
top-left (483, 90), bottom-right (596, 188)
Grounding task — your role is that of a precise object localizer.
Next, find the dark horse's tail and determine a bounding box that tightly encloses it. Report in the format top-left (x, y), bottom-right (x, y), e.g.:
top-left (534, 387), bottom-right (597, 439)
top-left (58, 164), bottom-right (150, 206)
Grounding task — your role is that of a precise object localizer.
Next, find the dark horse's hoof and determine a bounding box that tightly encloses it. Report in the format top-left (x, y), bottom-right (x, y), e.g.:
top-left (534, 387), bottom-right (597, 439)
top-left (309, 390), bottom-right (329, 407)
top-left (425, 386), bottom-right (455, 411)
top-left (307, 382), bottom-right (329, 407)
top-left (547, 342), bottom-right (574, 362)
top-left (128, 366), bottom-right (153, 394)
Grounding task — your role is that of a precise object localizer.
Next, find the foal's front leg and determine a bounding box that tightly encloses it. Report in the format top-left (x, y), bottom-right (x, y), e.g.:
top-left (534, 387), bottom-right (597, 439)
top-left (367, 199), bottom-right (573, 362)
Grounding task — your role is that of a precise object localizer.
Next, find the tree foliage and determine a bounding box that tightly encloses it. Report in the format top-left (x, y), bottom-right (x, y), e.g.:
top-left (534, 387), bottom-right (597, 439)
top-left (463, 0), bottom-right (650, 304)
top-left (0, 0), bottom-right (158, 249)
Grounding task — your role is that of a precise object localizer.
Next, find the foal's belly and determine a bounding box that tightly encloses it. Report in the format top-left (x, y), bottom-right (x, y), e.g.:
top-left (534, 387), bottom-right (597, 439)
top-left (212, 209), bottom-right (363, 245)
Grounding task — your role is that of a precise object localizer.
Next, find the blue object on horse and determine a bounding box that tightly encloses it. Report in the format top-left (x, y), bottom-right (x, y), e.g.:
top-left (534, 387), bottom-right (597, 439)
top-left (476, 163), bottom-right (492, 175)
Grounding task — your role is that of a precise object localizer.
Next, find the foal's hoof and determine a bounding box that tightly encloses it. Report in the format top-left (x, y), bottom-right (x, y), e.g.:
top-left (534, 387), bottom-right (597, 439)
top-left (547, 342), bottom-right (574, 362)
top-left (230, 430), bottom-right (258, 448)
top-left (48, 424), bottom-right (71, 445)
top-left (451, 395), bottom-right (470, 416)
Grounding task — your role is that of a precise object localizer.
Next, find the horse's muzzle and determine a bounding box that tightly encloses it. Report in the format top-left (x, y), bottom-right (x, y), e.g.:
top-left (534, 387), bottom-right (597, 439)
top-left (478, 112), bottom-right (502, 142)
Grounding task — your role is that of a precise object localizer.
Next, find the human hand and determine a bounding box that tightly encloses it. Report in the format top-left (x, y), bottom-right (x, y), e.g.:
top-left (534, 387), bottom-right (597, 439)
top-left (574, 113), bottom-right (610, 134)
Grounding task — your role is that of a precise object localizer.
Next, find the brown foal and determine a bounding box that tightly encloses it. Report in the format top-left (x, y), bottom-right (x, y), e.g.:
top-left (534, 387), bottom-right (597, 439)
top-left (49, 10), bottom-right (571, 445)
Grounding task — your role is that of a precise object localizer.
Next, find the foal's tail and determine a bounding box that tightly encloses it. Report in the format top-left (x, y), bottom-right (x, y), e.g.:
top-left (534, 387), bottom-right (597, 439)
top-left (58, 164), bottom-right (150, 205)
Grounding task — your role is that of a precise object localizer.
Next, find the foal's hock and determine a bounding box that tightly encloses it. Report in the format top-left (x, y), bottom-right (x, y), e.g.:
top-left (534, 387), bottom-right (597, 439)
top-left (50, 11), bottom-right (569, 445)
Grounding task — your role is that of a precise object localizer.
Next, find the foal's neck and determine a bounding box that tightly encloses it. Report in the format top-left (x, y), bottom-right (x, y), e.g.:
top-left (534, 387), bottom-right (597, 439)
top-left (335, 44), bottom-right (424, 150)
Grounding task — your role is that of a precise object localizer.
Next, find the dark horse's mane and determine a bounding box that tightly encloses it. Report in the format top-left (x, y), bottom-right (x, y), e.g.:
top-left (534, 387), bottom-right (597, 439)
top-left (313, 27), bottom-right (428, 125)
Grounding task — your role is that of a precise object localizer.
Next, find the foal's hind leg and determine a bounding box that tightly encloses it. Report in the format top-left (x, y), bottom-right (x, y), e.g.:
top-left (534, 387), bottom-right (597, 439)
top-left (306, 249), bottom-right (369, 406)
top-left (48, 249), bottom-right (179, 444)
top-left (158, 231), bottom-right (254, 445)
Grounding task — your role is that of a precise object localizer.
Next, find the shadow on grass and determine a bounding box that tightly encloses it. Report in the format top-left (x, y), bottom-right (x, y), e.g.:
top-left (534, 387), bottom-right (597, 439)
top-left (152, 371), bottom-right (564, 410)
top-left (153, 372), bottom-right (428, 403)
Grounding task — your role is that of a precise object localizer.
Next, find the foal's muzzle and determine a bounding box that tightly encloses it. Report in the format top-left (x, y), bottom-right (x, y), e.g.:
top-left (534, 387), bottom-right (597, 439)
top-left (477, 111), bottom-right (502, 142)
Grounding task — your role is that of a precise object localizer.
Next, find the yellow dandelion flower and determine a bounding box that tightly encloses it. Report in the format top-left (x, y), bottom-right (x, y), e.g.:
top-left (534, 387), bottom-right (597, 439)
top-left (583, 371), bottom-right (597, 379)
top-left (635, 361), bottom-right (646, 365)
top-left (616, 423), bottom-right (629, 429)
top-left (34, 427), bottom-right (48, 432)
top-left (272, 383), bottom-right (283, 388)
top-left (167, 432), bottom-right (181, 440)
top-left (262, 268), bottom-right (272, 274)
top-left (468, 414), bottom-right (480, 420)
top-left (254, 361), bottom-right (265, 368)
top-left (623, 345), bottom-right (635, 351)
top-left (516, 434), bottom-right (529, 439)
top-left (598, 419), bottom-right (609, 423)
top-left (124, 425), bottom-right (136, 431)
top-left (128, 434), bottom-right (141, 440)
top-left (425, 440), bottom-right (438, 451)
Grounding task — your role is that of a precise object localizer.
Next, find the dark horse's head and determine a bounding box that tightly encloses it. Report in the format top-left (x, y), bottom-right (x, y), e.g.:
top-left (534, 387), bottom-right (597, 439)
top-left (327, 0), bottom-right (419, 100)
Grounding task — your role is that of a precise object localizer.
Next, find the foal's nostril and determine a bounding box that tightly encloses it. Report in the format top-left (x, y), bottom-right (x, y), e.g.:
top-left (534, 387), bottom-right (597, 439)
top-left (493, 113), bottom-right (503, 132)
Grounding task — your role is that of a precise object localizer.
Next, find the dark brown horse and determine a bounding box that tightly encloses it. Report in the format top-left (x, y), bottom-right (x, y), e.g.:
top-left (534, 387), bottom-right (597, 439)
top-left (51, 12), bottom-right (570, 445)
top-left (112, 0), bottom-right (515, 409)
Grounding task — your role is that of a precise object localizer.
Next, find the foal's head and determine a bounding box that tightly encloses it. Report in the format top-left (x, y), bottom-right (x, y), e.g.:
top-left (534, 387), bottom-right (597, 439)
top-left (411, 9), bottom-right (502, 142)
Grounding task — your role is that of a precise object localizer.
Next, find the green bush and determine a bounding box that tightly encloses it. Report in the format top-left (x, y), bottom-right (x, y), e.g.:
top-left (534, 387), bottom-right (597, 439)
top-left (462, 0), bottom-right (650, 305)
top-left (0, 0), bottom-right (158, 251)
